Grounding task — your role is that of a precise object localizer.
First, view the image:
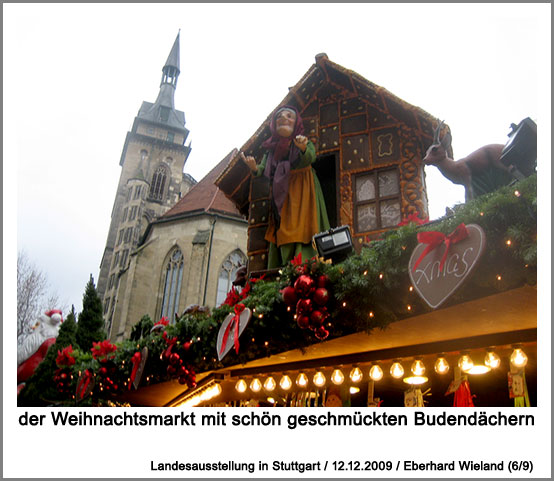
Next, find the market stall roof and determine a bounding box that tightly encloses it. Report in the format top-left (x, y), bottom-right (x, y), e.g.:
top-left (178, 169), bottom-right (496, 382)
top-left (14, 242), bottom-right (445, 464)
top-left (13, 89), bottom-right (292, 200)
top-left (118, 286), bottom-right (536, 406)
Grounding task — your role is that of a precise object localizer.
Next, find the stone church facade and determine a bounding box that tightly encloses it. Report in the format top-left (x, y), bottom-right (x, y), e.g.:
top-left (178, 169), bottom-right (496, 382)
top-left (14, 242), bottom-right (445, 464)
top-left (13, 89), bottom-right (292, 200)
top-left (98, 34), bottom-right (248, 341)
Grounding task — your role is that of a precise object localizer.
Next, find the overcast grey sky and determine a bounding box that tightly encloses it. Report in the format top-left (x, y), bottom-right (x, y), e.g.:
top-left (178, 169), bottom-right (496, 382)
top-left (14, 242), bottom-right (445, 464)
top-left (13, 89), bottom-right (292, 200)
top-left (4, 3), bottom-right (549, 320)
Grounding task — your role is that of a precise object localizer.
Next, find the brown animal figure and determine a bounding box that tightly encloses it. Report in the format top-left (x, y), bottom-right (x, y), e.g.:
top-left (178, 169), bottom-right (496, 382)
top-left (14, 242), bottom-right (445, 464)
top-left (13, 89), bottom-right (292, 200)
top-left (423, 120), bottom-right (513, 201)
top-left (232, 266), bottom-right (248, 288)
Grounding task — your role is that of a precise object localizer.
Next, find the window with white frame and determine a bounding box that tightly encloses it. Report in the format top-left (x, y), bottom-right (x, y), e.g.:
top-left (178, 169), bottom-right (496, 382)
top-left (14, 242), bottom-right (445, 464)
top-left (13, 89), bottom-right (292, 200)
top-left (354, 168), bottom-right (401, 233)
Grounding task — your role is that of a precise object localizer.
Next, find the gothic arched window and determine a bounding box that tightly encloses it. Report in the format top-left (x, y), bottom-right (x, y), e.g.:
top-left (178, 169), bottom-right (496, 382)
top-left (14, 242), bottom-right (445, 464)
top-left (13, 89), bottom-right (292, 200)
top-left (216, 250), bottom-right (247, 306)
top-left (149, 165), bottom-right (169, 201)
top-left (161, 248), bottom-right (184, 322)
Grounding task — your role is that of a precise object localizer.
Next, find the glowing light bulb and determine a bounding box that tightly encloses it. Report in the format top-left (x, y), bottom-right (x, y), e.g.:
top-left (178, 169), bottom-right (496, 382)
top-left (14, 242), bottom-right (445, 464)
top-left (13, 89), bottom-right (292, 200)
top-left (296, 372), bottom-right (308, 388)
top-left (458, 353), bottom-right (474, 372)
top-left (313, 371), bottom-right (326, 387)
top-left (331, 369), bottom-right (345, 385)
top-left (350, 386), bottom-right (360, 394)
top-left (390, 362), bottom-right (404, 379)
top-left (369, 365), bottom-right (383, 381)
top-left (510, 348), bottom-right (528, 368)
top-left (434, 357), bottom-right (450, 374)
top-left (349, 366), bottom-right (363, 383)
top-left (263, 376), bottom-right (276, 391)
top-left (279, 375), bottom-right (292, 390)
top-left (484, 351), bottom-right (501, 369)
top-left (250, 378), bottom-right (262, 392)
top-left (411, 359), bottom-right (426, 376)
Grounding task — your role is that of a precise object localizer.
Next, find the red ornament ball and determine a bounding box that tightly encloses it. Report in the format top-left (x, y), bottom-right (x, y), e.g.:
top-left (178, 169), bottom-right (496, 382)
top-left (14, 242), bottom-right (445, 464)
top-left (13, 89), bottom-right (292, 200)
top-left (313, 287), bottom-right (329, 306)
top-left (169, 353), bottom-right (181, 365)
top-left (296, 298), bottom-right (313, 315)
top-left (294, 275), bottom-right (315, 298)
top-left (297, 315), bottom-right (310, 329)
top-left (309, 310), bottom-right (325, 328)
top-left (281, 286), bottom-right (298, 306)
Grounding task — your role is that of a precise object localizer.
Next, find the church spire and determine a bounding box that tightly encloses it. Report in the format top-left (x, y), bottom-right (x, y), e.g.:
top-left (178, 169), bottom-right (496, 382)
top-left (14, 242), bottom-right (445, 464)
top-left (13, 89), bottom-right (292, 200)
top-left (161, 31), bottom-right (180, 88)
top-left (154, 32), bottom-right (180, 109)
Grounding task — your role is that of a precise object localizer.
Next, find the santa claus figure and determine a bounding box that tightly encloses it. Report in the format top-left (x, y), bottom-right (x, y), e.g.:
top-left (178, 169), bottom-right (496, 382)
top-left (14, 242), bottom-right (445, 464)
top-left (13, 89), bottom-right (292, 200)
top-left (17, 309), bottom-right (63, 387)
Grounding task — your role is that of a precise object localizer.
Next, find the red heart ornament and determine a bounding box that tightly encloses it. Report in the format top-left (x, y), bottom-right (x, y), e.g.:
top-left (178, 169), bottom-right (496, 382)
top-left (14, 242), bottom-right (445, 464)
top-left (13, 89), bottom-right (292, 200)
top-left (408, 224), bottom-right (486, 309)
top-left (216, 307), bottom-right (252, 361)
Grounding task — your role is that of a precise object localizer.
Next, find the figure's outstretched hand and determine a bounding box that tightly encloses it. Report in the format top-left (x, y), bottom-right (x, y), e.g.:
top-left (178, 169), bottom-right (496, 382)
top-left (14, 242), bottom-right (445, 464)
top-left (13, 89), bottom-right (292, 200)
top-left (241, 152), bottom-right (257, 172)
top-left (293, 135), bottom-right (308, 152)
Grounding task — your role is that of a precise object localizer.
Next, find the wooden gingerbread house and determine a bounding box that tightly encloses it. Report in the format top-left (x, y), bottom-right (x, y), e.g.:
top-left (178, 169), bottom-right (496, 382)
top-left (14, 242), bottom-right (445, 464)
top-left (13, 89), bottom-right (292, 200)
top-left (215, 53), bottom-right (449, 273)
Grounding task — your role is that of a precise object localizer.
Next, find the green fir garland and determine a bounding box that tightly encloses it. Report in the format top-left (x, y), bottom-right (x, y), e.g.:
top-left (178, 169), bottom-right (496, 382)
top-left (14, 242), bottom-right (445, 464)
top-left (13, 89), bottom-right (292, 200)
top-left (18, 175), bottom-right (537, 406)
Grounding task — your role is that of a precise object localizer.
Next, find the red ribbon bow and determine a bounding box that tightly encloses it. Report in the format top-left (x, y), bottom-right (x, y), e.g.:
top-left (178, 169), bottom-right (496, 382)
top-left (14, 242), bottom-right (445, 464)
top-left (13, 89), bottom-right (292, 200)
top-left (412, 223), bottom-right (469, 273)
top-left (129, 351), bottom-right (142, 390)
top-left (220, 304), bottom-right (246, 356)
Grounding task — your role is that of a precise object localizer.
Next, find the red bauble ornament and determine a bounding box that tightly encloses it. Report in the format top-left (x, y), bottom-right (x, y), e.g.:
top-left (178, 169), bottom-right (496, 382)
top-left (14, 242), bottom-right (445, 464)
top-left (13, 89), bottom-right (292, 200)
top-left (297, 315), bottom-right (310, 329)
top-left (167, 365), bottom-right (176, 376)
top-left (317, 275), bottom-right (329, 288)
top-left (281, 286), bottom-right (298, 306)
top-left (99, 367), bottom-right (108, 376)
top-left (315, 326), bottom-right (330, 340)
top-left (183, 341), bottom-right (191, 351)
top-left (309, 310), bottom-right (325, 328)
top-left (169, 353), bottom-right (181, 365)
top-left (294, 275), bottom-right (315, 298)
top-left (296, 298), bottom-right (313, 316)
top-left (313, 287), bottom-right (329, 306)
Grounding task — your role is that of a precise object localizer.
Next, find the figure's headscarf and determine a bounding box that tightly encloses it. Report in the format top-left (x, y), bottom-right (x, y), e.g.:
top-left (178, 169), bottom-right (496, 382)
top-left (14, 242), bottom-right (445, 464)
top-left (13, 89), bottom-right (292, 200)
top-left (261, 106), bottom-right (305, 219)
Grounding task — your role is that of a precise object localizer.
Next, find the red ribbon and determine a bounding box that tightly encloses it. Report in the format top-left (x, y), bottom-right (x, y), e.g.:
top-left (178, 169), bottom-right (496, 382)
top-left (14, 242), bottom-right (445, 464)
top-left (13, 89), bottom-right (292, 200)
top-left (162, 331), bottom-right (178, 359)
top-left (129, 351), bottom-right (141, 390)
top-left (220, 304), bottom-right (245, 356)
top-left (412, 223), bottom-right (469, 273)
top-left (453, 380), bottom-right (475, 407)
top-left (77, 369), bottom-right (92, 400)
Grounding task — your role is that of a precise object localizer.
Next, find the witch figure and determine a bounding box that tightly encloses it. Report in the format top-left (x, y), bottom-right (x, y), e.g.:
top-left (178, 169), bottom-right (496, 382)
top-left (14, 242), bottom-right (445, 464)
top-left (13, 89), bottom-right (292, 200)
top-left (244, 106), bottom-right (330, 268)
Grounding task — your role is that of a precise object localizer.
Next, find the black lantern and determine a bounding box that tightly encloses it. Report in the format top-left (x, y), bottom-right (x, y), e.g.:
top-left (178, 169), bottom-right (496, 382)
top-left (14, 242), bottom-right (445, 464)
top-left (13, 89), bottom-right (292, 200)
top-left (313, 225), bottom-right (354, 264)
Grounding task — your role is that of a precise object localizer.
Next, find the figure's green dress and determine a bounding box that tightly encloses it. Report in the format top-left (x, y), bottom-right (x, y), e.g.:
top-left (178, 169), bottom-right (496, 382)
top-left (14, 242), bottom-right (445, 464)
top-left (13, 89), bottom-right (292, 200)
top-left (255, 141), bottom-right (330, 268)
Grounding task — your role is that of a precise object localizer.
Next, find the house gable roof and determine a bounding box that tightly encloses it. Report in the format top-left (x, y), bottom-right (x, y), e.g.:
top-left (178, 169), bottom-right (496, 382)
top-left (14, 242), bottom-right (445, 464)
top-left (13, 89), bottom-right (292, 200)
top-left (215, 53), bottom-right (443, 216)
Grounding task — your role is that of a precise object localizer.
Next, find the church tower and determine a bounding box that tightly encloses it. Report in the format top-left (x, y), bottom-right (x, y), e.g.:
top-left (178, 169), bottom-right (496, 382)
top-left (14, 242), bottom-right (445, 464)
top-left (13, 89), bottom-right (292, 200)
top-left (98, 33), bottom-right (195, 332)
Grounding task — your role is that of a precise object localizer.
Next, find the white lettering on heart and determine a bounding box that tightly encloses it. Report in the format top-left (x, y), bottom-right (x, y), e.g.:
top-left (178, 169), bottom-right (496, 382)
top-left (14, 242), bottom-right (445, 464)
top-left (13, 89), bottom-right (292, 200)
top-left (413, 247), bottom-right (475, 286)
